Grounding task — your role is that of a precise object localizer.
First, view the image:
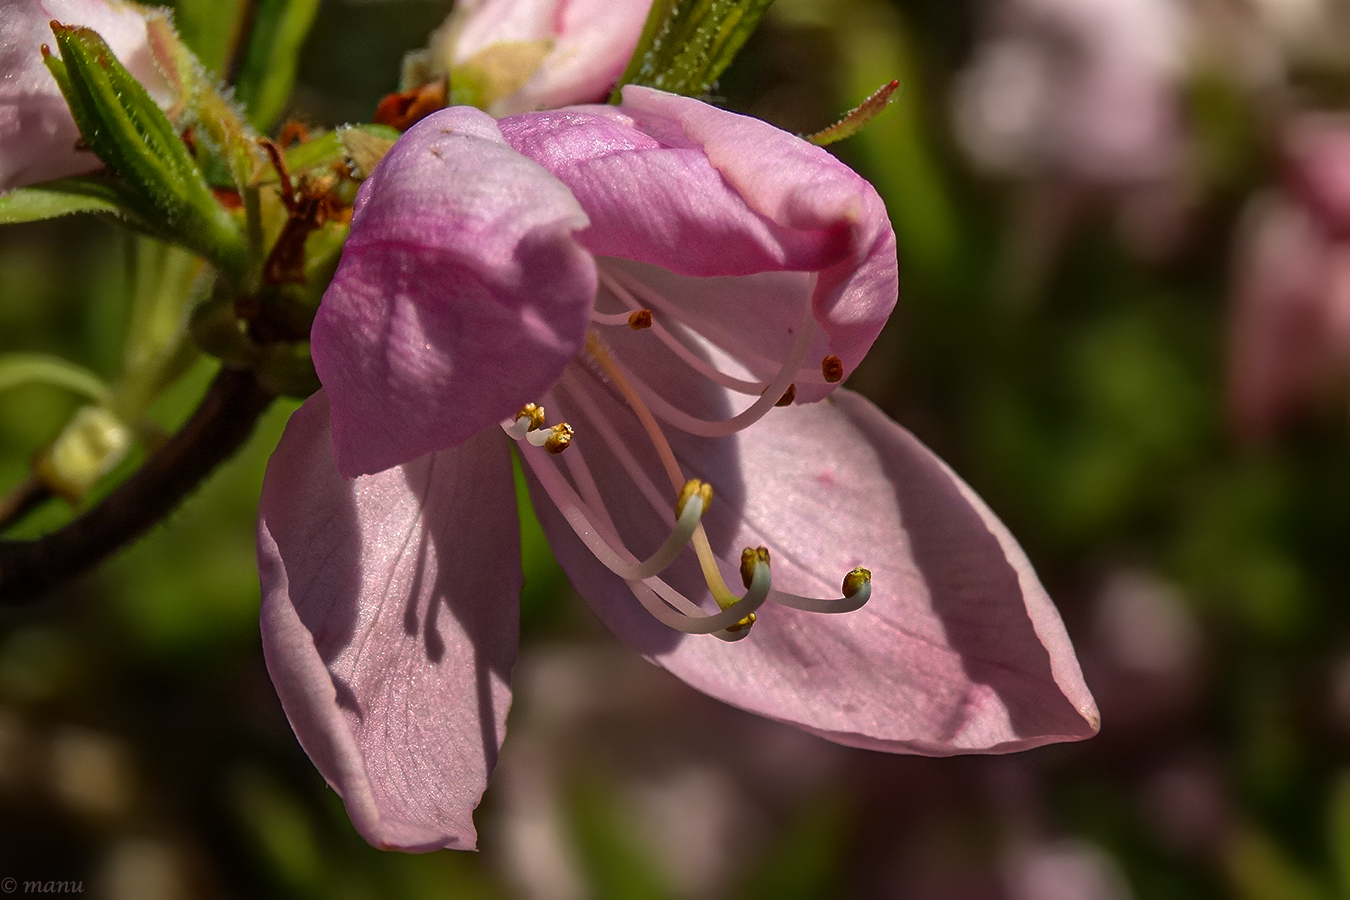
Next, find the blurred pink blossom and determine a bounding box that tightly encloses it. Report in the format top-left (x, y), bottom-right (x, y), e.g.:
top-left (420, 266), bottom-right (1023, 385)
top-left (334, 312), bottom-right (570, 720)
top-left (1228, 115), bottom-right (1350, 439)
top-left (953, 0), bottom-right (1190, 185)
top-left (427, 0), bottom-right (653, 115)
top-left (257, 88), bottom-right (1099, 851)
top-left (0, 0), bottom-right (173, 190)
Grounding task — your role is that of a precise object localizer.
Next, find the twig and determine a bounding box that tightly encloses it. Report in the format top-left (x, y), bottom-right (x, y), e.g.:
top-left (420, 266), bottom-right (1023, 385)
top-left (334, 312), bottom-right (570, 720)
top-left (0, 475), bottom-right (53, 534)
top-left (0, 367), bottom-right (275, 603)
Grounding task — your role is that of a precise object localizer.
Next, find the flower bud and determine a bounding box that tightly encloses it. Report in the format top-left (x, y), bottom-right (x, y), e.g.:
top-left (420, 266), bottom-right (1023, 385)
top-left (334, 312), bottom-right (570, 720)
top-left (424, 0), bottom-right (653, 115)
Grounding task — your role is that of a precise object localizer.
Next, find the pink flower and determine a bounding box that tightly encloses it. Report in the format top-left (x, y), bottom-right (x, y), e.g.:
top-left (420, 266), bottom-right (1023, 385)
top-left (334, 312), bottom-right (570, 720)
top-left (953, 0), bottom-right (1188, 186)
top-left (427, 0), bottom-right (653, 115)
top-left (257, 87), bottom-right (1099, 851)
top-left (1228, 115), bottom-right (1350, 438)
top-left (0, 0), bottom-right (173, 190)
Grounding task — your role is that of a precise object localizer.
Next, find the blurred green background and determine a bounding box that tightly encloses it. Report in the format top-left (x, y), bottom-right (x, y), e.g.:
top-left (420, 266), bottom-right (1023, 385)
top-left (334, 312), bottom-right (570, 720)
top-left (3, 0), bottom-right (1350, 897)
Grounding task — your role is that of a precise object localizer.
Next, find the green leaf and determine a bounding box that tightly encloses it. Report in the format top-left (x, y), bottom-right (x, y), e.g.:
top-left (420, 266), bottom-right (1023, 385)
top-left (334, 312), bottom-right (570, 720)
top-left (45, 24), bottom-right (246, 276)
top-left (613, 0), bottom-right (776, 99)
top-left (234, 0), bottom-right (323, 132)
top-left (0, 354), bottom-right (110, 402)
top-left (1330, 773), bottom-right (1350, 899)
top-left (170, 0), bottom-right (248, 76)
top-left (0, 176), bottom-right (141, 226)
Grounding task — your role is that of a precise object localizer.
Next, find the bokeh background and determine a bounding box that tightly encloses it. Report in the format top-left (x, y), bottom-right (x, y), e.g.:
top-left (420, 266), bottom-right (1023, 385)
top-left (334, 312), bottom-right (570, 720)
top-left (4, 0), bottom-right (1350, 896)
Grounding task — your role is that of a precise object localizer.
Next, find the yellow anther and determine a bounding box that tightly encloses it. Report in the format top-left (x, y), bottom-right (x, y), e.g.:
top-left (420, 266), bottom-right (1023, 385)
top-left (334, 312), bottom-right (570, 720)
top-left (675, 479), bottom-right (713, 519)
top-left (775, 383), bottom-right (796, 406)
top-left (740, 546), bottom-right (771, 590)
top-left (724, 612), bottom-right (756, 633)
top-left (544, 422), bottom-right (574, 454)
top-left (821, 355), bottom-right (844, 383)
top-left (842, 567), bottom-right (872, 597)
top-left (516, 403), bottom-right (546, 430)
top-left (628, 309), bottom-right (654, 330)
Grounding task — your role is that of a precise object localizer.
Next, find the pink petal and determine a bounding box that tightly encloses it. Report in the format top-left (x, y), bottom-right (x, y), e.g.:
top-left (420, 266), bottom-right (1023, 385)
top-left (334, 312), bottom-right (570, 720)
top-left (522, 373), bottom-right (1097, 753)
top-left (1286, 114), bottom-right (1350, 236)
top-left (1227, 195), bottom-right (1337, 439)
top-left (498, 90), bottom-right (898, 385)
top-left (257, 392), bottom-right (521, 851)
top-left (312, 106), bottom-right (596, 476)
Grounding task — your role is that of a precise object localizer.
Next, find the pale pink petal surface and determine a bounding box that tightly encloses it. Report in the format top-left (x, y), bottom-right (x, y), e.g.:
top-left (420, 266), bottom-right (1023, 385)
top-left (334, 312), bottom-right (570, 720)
top-left (311, 107), bottom-right (596, 476)
top-left (258, 392), bottom-right (521, 851)
top-left (1, 0), bottom-right (173, 190)
top-left (521, 362), bottom-right (1098, 752)
top-left (499, 88), bottom-right (898, 393)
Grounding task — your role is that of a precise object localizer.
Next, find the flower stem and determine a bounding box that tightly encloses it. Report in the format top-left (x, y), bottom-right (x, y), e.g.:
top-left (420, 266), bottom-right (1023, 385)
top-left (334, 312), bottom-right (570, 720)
top-left (0, 368), bottom-right (275, 604)
top-left (0, 476), bottom-right (52, 534)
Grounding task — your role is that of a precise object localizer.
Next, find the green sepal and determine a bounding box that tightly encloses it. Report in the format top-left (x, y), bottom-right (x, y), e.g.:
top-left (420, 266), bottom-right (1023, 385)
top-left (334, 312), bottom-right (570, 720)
top-left (44, 24), bottom-right (246, 277)
top-left (283, 130), bottom-right (346, 178)
top-left (338, 125), bottom-right (401, 179)
top-left (611, 0), bottom-right (776, 100)
top-left (234, 0), bottom-right (322, 132)
top-left (0, 175), bottom-right (149, 228)
top-left (144, 16), bottom-right (265, 194)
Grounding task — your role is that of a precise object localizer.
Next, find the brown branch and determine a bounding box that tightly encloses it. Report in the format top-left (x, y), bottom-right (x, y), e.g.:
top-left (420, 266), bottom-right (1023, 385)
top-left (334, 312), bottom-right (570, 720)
top-left (0, 475), bottom-right (53, 534)
top-left (0, 367), bottom-right (275, 603)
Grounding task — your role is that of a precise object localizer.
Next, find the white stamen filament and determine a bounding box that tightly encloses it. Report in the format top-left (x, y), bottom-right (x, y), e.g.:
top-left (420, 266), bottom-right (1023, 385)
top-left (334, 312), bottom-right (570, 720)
top-left (584, 333), bottom-right (744, 607)
top-left (588, 308), bottom-right (642, 327)
top-left (558, 373), bottom-right (674, 524)
top-left (768, 568), bottom-right (872, 614)
top-left (571, 344), bottom-right (878, 621)
top-left (596, 310), bottom-right (816, 439)
top-left (502, 415), bottom-right (533, 442)
top-left (519, 436), bottom-right (769, 636)
top-left (504, 263), bottom-right (876, 638)
top-left (596, 268), bottom-right (768, 395)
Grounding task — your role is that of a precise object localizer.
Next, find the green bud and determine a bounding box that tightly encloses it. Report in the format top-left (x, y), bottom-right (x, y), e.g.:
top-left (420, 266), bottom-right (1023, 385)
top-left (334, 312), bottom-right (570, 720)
top-left (33, 406), bottom-right (134, 502)
top-left (44, 23), bottom-right (246, 277)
